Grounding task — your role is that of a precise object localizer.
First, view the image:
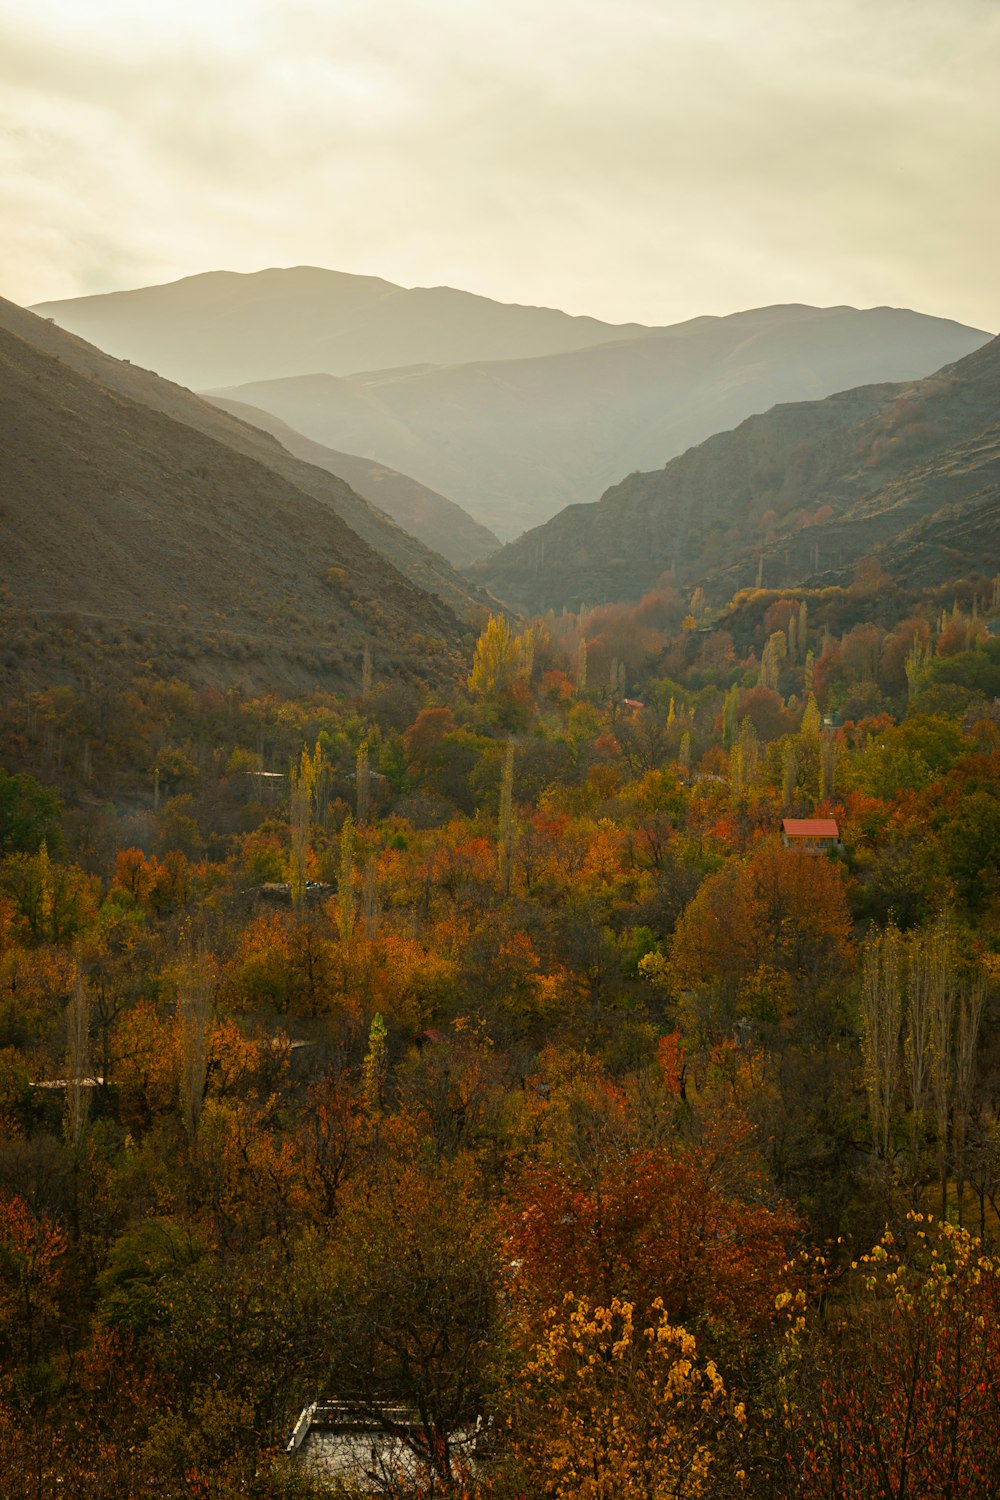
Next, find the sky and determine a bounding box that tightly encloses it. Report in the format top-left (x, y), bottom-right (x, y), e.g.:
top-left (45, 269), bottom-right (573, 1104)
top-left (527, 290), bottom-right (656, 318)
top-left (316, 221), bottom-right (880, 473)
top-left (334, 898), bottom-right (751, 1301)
top-left (1, 0), bottom-right (999, 331)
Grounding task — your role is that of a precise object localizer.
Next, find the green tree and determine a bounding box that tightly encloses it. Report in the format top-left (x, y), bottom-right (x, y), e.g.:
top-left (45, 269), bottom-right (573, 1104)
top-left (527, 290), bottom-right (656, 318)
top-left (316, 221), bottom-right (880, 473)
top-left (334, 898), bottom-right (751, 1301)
top-left (0, 771), bottom-right (62, 858)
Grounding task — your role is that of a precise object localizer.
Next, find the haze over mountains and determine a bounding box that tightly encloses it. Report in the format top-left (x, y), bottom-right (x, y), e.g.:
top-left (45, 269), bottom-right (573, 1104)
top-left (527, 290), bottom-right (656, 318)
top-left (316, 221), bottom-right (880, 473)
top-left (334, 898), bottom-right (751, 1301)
top-left (212, 306), bottom-right (990, 539)
top-left (205, 395), bottom-right (499, 568)
top-left (32, 267), bottom-right (653, 389)
top-left (474, 335), bottom-right (1000, 613)
top-left (0, 298), bottom-right (478, 693)
top-left (35, 270), bottom-right (990, 544)
top-left (6, 297), bottom-right (486, 621)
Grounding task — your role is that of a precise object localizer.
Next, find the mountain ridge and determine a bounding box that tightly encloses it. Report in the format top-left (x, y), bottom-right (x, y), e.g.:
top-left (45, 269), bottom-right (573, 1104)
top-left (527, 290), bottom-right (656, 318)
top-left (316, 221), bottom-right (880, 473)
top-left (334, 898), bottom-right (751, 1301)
top-left (6, 296), bottom-right (487, 617)
top-left (0, 298), bottom-right (470, 693)
top-left (472, 335), bottom-right (1000, 611)
top-left (208, 302), bottom-right (991, 536)
top-left (32, 266), bottom-right (655, 389)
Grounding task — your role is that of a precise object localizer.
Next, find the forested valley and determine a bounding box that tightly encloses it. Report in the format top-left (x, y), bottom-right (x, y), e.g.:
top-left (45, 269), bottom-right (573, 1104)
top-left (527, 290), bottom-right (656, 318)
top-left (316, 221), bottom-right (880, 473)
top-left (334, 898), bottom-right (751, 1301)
top-left (1, 568), bottom-right (999, 1499)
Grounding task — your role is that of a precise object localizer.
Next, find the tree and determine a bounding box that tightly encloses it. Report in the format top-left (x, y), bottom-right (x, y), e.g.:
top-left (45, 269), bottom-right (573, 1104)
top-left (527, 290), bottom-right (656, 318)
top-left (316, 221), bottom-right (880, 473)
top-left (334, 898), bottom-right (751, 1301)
top-left (289, 742), bottom-right (322, 912)
top-left (337, 812), bottom-right (356, 945)
top-left (178, 951), bottom-right (213, 1153)
top-left (510, 1142), bottom-right (797, 1352)
top-left (324, 1155), bottom-right (499, 1488)
top-left (905, 920), bottom-right (987, 1218)
top-left (0, 1191), bottom-right (67, 1370)
top-left (859, 924), bottom-right (902, 1163)
top-left (509, 1295), bottom-right (743, 1500)
top-left (65, 969), bottom-right (91, 1152)
top-left (468, 614), bottom-right (526, 698)
top-left (497, 739), bottom-right (515, 898)
top-left (0, 771), bottom-right (62, 858)
top-left (671, 838), bottom-right (853, 1023)
top-left (780, 1216), bottom-right (1000, 1500)
top-left (361, 1011), bottom-right (388, 1115)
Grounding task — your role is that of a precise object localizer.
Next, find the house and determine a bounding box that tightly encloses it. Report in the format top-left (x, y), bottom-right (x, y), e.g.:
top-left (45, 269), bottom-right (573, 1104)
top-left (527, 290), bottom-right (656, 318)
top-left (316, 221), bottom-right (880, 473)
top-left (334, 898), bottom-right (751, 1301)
top-left (782, 818), bottom-right (841, 854)
top-left (288, 1400), bottom-right (481, 1489)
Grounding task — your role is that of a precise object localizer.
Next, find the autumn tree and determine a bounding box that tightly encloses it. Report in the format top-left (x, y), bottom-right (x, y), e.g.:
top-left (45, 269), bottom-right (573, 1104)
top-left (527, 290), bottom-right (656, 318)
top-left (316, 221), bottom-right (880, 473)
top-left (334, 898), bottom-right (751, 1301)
top-left (468, 614), bottom-right (528, 698)
top-left (780, 1216), bottom-right (1000, 1500)
top-left (509, 1295), bottom-right (744, 1500)
top-left (323, 1153), bottom-right (500, 1488)
top-left (510, 1141), bottom-right (798, 1354)
top-left (0, 770), bottom-right (62, 858)
top-left (497, 738), bottom-right (515, 897)
top-left (859, 923), bottom-right (902, 1164)
top-left (671, 837), bottom-right (853, 1030)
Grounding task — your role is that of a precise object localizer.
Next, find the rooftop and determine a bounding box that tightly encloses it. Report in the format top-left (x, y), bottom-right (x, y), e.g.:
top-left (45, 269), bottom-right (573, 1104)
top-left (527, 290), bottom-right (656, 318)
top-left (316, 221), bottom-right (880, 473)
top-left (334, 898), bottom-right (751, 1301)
top-left (782, 818), bottom-right (839, 839)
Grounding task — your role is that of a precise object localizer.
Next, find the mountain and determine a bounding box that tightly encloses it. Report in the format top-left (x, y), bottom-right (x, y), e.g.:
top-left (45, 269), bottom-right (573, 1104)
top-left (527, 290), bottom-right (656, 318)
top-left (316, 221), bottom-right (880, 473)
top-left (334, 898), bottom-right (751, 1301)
top-left (205, 395), bottom-right (499, 567)
top-left (210, 304), bottom-right (991, 537)
top-left (9, 298), bottom-right (485, 617)
top-left (32, 266), bottom-right (653, 389)
top-left (0, 299), bottom-right (468, 693)
top-left (473, 336), bottom-right (1000, 613)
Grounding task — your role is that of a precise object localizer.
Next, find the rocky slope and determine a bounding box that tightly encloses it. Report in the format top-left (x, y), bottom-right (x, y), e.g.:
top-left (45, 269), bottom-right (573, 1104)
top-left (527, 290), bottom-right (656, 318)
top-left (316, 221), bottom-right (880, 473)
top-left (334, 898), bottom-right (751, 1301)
top-left (473, 336), bottom-right (1000, 612)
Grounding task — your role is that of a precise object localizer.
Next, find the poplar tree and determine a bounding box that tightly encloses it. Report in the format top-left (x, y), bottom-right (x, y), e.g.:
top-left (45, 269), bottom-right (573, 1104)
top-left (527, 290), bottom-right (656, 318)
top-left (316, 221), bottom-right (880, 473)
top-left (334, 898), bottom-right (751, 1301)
top-left (860, 924), bottom-right (902, 1162)
top-left (65, 970), bottom-right (91, 1152)
top-left (498, 739), bottom-right (515, 898)
top-left (362, 1011), bottom-right (387, 1115)
top-left (289, 742), bottom-right (321, 913)
top-left (781, 742), bottom-right (798, 812)
top-left (356, 742), bottom-right (371, 824)
top-left (338, 813), bottom-right (356, 946)
top-left (179, 951), bottom-right (212, 1154)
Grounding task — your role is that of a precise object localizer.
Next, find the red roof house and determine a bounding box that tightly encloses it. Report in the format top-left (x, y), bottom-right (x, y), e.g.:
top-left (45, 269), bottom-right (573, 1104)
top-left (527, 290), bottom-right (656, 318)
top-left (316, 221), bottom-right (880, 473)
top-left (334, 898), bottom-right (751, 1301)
top-left (782, 818), bottom-right (841, 853)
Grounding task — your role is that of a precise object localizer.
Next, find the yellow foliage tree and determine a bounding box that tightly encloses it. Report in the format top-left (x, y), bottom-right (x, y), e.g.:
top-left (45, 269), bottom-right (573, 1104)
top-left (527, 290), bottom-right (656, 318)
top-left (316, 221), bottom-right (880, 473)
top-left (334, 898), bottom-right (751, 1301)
top-left (468, 614), bottom-right (530, 697)
top-left (511, 1295), bottom-right (743, 1499)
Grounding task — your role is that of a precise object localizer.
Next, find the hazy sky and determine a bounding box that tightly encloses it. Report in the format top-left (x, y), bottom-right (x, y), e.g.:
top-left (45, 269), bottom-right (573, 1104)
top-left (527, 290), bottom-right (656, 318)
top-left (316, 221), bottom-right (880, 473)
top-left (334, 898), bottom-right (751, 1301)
top-left (2, 0), bottom-right (998, 329)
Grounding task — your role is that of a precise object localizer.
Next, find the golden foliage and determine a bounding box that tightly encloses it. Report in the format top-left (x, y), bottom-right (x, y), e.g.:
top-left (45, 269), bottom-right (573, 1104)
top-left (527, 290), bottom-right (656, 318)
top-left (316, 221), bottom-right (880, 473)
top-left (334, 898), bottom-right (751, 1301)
top-left (511, 1295), bottom-right (742, 1499)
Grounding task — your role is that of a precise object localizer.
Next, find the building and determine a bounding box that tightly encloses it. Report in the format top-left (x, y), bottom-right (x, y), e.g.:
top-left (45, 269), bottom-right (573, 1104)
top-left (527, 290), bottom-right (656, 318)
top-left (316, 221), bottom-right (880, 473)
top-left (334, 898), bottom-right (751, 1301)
top-left (781, 817), bottom-right (841, 854)
top-left (287, 1400), bottom-right (481, 1490)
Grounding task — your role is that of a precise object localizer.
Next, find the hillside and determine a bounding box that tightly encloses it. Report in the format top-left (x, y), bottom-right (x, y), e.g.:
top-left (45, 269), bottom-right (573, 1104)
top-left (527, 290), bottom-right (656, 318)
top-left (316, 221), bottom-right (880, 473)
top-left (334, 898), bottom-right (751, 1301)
top-left (206, 395), bottom-right (499, 567)
top-left (212, 304), bottom-right (990, 537)
top-left (32, 266), bottom-right (652, 389)
top-left (474, 336), bottom-right (1000, 612)
top-left (5, 299), bottom-right (485, 617)
top-left (0, 303), bottom-right (467, 694)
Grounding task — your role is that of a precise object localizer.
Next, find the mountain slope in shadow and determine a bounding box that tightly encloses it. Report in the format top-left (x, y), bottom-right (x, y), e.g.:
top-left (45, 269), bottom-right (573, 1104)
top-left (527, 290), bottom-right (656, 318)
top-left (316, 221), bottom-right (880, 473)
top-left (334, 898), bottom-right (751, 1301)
top-left (472, 336), bottom-right (1000, 611)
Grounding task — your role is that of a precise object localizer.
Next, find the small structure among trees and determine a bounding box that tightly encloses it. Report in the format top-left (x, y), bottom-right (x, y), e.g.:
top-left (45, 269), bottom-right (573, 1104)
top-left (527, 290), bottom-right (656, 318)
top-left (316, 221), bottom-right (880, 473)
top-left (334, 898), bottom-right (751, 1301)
top-left (781, 817), bottom-right (841, 854)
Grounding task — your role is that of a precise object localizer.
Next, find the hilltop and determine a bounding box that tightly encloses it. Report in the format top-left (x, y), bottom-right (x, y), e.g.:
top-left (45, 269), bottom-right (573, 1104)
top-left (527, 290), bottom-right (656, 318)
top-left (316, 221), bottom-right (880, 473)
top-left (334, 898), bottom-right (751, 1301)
top-left (32, 266), bottom-right (652, 389)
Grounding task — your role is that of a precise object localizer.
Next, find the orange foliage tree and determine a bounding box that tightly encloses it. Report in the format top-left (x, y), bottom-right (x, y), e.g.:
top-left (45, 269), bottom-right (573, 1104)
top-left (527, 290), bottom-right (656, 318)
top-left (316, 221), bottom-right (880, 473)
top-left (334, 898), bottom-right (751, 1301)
top-left (671, 837), bottom-right (853, 1017)
top-left (510, 1142), bottom-right (798, 1354)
